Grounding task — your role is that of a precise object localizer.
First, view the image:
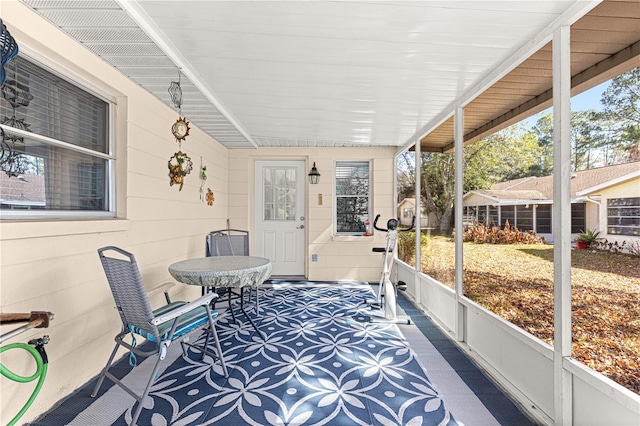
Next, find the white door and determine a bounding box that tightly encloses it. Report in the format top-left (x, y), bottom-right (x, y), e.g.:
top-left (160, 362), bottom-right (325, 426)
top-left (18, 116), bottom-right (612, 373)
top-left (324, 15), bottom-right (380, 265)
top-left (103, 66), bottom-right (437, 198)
top-left (254, 160), bottom-right (306, 276)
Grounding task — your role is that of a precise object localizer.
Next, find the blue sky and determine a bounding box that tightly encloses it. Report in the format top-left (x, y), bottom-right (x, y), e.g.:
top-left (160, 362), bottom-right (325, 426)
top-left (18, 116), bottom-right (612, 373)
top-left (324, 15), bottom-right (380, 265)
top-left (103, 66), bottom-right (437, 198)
top-left (572, 80), bottom-right (611, 111)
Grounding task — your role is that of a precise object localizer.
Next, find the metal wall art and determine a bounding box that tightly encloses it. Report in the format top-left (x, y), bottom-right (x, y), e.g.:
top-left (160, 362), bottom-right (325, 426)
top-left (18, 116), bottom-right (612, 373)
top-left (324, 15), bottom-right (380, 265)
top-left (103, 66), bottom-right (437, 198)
top-left (167, 71), bottom-right (194, 190)
top-left (1, 61), bottom-right (33, 177)
top-left (1, 19), bottom-right (19, 87)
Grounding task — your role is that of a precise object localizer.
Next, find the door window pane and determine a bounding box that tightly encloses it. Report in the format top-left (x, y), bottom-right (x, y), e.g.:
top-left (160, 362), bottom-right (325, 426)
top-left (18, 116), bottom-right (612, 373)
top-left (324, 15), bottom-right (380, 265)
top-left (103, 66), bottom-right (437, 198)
top-left (263, 166), bottom-right (296, 221)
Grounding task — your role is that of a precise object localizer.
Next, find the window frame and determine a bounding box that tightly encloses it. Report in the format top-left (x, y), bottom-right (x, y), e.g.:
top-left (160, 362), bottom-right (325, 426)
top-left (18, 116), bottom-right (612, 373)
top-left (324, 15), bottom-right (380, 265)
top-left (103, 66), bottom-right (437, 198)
top-left (0, 53), bottom-right (115, 219)
top-left (334, 160), bottom-right (372, 235)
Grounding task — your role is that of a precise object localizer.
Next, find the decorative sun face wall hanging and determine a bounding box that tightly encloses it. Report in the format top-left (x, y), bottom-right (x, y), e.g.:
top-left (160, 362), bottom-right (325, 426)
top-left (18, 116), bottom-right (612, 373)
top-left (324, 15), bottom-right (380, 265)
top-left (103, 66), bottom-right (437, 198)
top-left (171, 116), bottom-right (190, 142)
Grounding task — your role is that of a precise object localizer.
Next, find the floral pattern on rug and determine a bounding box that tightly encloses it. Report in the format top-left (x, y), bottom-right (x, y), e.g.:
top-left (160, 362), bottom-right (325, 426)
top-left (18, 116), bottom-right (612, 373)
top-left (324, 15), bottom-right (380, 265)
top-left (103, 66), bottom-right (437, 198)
top-left (118, 285), bottom-right (457, 426)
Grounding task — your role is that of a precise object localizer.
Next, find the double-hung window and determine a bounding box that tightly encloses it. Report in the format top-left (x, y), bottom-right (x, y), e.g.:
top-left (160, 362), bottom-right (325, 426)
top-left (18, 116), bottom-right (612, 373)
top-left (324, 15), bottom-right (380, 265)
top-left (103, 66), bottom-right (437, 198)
top-left (335, 161), bottom-right (371, 234)
top-left (0, 55), bottom-right (112, 218)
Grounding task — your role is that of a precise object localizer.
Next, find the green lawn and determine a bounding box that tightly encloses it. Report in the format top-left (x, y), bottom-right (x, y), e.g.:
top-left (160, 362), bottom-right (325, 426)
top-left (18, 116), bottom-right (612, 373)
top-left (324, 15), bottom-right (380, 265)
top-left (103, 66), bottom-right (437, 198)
top-left (403, 237), bottom-right (640, 394)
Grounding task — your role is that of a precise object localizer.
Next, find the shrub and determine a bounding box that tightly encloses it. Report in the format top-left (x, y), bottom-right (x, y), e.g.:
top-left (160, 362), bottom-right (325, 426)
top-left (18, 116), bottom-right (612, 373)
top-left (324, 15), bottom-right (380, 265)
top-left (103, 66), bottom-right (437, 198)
top-left (462, 221), bottom-right (546, 245)
top-left (397, 231), bottom-right (429, 265)
top-left (577, 229), bottom-right (602, 248)
top-left (595, 238), bottom-right (640, 256)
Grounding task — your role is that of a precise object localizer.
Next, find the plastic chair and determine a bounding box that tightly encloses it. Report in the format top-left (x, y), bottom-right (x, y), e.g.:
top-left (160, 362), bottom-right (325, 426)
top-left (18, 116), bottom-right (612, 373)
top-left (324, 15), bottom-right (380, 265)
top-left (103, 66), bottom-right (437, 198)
top-left (92, 246), bottom-right (227, 426)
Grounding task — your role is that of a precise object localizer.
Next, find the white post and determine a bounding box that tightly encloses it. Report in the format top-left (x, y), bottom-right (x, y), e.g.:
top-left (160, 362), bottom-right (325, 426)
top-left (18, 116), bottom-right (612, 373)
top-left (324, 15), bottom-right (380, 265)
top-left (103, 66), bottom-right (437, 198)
top-left (552, 24), bottom-right (572, 426)
top-left (454, 107), bottom-right (464, 341)
top-left (415, 137), bottom-right (422, 281)
top-left (413, 139), bottom-right (422, 304)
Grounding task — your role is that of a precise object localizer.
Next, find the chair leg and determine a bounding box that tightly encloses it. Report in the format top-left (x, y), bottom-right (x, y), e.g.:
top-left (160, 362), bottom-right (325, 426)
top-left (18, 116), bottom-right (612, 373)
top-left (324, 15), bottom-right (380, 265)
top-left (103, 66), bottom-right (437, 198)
top-left (210, 321), bottom-right (228, 377)
top-left (91, 342), bottom-right (121, 397)
top-left (130, 354), bottom-right (164, 426)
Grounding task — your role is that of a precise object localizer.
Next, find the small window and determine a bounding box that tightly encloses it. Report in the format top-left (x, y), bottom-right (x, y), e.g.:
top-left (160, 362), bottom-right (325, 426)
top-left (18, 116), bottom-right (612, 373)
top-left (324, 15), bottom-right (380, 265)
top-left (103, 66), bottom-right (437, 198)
top-left (0, 56), bottom-right (112, 217)
top-left (571, 203), bottom-right (586, 234)
top-left (535, 204), bottom-right (552, 233)
top-left (607, 197), bottom-right (640, 236)
top-left (335, 161), bottom-right (371, 234)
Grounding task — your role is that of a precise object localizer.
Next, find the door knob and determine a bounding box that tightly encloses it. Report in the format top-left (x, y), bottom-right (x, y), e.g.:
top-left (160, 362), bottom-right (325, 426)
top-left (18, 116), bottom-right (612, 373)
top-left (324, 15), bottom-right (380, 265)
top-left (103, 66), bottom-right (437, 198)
top-left (297, 225), bottom-right (305, 229)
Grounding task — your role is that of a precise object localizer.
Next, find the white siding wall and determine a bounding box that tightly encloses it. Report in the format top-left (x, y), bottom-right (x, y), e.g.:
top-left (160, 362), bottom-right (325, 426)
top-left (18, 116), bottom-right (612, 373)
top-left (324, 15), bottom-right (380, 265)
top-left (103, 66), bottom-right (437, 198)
top-left (228, 147), bottom-right (396, 282)
top-left (0, 4), bottom-right (230, 423)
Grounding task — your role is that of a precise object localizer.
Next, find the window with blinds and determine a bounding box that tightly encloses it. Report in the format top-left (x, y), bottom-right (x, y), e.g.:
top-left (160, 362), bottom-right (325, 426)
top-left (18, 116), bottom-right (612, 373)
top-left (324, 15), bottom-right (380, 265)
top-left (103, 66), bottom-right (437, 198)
top-left (0, 55), bottom-right (111, 216)
top-left (335, 161), bottom-right (371, 234)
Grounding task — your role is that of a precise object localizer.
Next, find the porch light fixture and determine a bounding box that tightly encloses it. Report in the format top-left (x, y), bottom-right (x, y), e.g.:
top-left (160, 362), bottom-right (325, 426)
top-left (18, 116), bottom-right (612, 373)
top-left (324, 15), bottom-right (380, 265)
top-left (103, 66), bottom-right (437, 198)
top-left (308, 162), bottom-right (320, 184)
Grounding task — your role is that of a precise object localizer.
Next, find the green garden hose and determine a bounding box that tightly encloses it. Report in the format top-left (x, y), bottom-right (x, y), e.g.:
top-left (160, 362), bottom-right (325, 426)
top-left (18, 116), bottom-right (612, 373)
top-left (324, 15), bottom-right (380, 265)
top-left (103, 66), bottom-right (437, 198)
top-left (0, 339), bottom-right (48, 426)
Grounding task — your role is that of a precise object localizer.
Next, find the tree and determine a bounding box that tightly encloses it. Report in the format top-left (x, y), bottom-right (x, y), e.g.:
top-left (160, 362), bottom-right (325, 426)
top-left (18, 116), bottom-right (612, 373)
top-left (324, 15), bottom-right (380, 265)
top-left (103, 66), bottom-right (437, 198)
top-left (421, 152), bottom-right (455, 234)
top-left (397, 125), bottom-right (544, 234)
top-left (600, 67), bottom-right (640, 162)
top-left (531, 110), bottom-right (608, 171)
top-left (464, 124), bottom-right (543, 185)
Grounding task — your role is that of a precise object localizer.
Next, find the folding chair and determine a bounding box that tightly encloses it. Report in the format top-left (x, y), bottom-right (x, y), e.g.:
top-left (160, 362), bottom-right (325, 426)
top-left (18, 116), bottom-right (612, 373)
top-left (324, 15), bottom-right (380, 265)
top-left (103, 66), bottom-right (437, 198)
top-left (92, 246), bottom-right (227, 426)
top-left (205, 229), bottom-right (259, 315)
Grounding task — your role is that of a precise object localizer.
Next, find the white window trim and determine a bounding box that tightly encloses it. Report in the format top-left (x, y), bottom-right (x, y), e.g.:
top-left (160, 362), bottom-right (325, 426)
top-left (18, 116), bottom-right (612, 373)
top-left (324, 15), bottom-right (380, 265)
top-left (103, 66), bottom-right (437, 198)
top-left (334, 160), bottom-right (372, 235)
top-left (0, 54), bottom-right (116, 220)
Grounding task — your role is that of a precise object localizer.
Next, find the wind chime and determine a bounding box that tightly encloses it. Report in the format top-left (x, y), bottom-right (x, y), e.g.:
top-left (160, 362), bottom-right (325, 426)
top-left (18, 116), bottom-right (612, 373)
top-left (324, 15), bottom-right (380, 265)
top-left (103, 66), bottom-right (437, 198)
top-left (167, 71), bottom-right (192, 191)
top-left (0, 18), bottom-right (30, 178)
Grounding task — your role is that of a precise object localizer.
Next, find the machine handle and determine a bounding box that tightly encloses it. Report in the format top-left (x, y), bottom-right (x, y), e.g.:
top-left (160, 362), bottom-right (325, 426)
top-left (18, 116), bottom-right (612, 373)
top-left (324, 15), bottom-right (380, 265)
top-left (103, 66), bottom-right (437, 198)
top-left (373, 214), bottom-right (384, 231)
top-left (398, 216), bottom-right (415, 232)
top-left (372, 214), bottom-right (414, 233)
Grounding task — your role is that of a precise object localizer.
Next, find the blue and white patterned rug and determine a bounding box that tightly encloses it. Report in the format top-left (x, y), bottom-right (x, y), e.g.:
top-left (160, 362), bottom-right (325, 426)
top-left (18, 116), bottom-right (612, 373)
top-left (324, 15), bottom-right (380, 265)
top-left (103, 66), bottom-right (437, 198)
top-left (38, 283), bottom-right (458, 425)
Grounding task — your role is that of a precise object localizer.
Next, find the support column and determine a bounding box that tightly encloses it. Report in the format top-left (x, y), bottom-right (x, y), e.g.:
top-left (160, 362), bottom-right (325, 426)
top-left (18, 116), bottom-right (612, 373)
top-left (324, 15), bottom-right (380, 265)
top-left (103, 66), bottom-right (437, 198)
top-left (552, 24), bottom-right (572, 426)
top-left (454, 107), bottom-right (464, 342)
top-left (415, 138), bottom-right (422, 274)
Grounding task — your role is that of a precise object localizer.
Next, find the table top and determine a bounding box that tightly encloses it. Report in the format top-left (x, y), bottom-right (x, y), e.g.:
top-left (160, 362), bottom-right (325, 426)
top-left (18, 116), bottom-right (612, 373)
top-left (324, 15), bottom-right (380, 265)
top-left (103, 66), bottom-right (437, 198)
top-left (169, 256), bottom-right (272, 288)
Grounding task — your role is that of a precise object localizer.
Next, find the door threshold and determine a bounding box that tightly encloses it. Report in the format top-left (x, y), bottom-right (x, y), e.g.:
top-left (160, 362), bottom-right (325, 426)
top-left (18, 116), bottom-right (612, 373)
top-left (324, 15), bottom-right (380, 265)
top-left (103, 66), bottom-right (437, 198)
top-left (267, 275), bottom-right (307, 282)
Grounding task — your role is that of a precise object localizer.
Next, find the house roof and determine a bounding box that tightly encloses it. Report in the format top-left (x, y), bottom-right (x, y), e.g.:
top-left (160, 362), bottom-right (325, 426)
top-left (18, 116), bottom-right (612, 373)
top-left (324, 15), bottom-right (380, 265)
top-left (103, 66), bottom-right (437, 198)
top-left (577, 169), bottom-right (640, 196)
top-left (0, 173), bottom-right (45, 205)
top-left (468, 189), bottom-right (548, 203)
top-left (484, 161), bottom-right (640, 201)
top-left (398, 198), bottom-right (416, 207)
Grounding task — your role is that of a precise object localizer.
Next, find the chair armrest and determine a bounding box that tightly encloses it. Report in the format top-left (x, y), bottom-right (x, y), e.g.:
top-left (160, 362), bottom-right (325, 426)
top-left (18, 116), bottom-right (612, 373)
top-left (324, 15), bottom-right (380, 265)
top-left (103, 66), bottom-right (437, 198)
top-left (150, 292), bottom-right (219, 325)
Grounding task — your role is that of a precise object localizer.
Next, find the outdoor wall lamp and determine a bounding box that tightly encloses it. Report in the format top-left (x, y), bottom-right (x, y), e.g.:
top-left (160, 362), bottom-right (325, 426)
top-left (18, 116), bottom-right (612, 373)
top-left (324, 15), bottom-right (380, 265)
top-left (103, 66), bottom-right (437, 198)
top-left (308, 162), bottom-right (320, 184)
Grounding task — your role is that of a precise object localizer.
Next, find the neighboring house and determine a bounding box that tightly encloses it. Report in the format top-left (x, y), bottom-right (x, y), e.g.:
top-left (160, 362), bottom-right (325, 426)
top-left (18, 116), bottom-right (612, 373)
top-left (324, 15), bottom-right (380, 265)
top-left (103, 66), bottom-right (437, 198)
top-left (396, 197), bottom-right (436, 228)
top-left (463, 161), bottom-right (640, 243)
top-left (0, 173), bottom-right (45, 209)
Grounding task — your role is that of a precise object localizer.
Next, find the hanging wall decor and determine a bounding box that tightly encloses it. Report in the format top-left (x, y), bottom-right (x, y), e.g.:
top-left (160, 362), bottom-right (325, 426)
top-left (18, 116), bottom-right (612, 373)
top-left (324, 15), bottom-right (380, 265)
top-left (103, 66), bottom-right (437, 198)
top-left (168, 72), bottom-right (190, 143)
top-left (0, 63), bottom-right (32, 177)
top-left (168, 150), bottom-right (193, 191)
top-left (199, 158), bottom-right (207, 202)
top-left (167, 71), bottom-right (194, 190)
top-left (206, 188), bottom-right (215, 206)
top-left (0, 18), bottom-right (19, 87)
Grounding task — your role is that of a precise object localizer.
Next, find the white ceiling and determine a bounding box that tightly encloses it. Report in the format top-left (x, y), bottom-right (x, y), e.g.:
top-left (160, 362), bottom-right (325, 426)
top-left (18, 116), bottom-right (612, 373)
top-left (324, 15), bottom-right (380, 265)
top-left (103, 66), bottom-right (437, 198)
top-left (21, 0), bottom-right (587, 149)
